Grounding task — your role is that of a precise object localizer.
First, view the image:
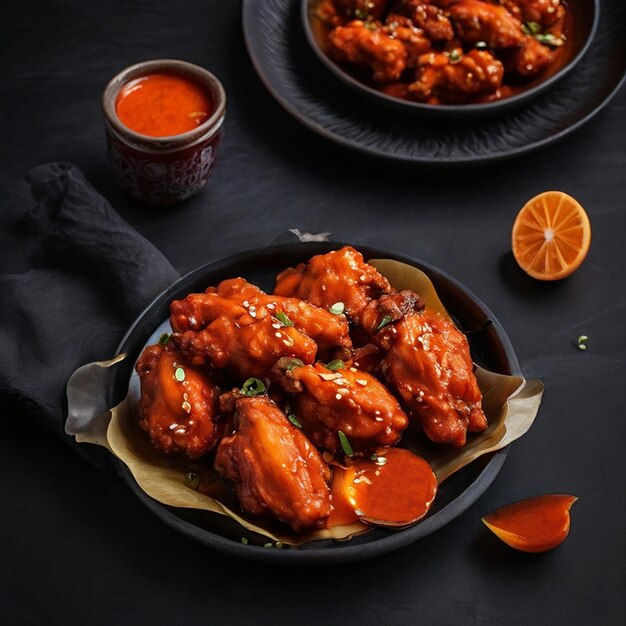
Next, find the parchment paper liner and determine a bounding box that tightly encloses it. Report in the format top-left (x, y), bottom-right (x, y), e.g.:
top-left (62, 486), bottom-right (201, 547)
top-left (67, 259), bottom-right (543, 546)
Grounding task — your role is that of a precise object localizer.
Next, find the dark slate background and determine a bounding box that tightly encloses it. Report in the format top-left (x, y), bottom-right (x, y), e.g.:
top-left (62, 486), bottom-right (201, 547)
top-left (1, 1), bottom-right (624, 624)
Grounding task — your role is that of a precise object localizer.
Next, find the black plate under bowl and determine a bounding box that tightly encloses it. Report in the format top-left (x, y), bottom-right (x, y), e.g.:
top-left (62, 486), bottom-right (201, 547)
top-left (109, 243), bottom-right (520, 564)
top-left (301, 0), bottom-right (598, 118)
top-left (243, 0), bottom-right (626, 163)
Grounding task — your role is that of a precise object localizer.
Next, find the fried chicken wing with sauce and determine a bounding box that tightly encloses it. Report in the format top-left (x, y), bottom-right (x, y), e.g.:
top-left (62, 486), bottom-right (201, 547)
top-left (170, 290), bottom-right (317, 379)
top-left (213, 278), bottom-right (352, 357)
top-left (409, 49), bottom-right (503, 102)
top-left (502, 0), bottom-right (564, 29)
top-left (135, 344), bottom-right (223, 459)
top-left (449, 0), bottom-right (525, 48)
top-left (283, 363), bottom-right (409, 454)
top-left (328, 20), bottom-right (408, 82)
top-left (384, 15), bottom-right (432, 67)
top-left (274, 246), bottom-right (393, 326)
top-left (500, 34), bottom-right (554, 77)
top-left (380, 310), bottom-right (487, 447)
top-left (391, 1), bottom-right (454, 42)
top-left (358, 289), bottom-right (425, 336)
top-left (214, 394), bottom-right (331, 532)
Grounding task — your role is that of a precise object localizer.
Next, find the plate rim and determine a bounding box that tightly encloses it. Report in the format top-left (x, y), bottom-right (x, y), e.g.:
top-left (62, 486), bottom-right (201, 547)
top-left (112, 242), bottom-right (519, 563)
top-left (242, 0), bottom-right (626, 164)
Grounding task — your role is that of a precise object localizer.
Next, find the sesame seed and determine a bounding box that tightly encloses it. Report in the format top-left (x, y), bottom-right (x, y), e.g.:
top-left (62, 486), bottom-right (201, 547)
top-left (275, 332), bottom-right (282, 338)
top-left (356, 379), bottom-right (368, 386)
top-left (182, 401), bottom-right (191, 413)
top-left (335, 393), bottom-right (342, 400)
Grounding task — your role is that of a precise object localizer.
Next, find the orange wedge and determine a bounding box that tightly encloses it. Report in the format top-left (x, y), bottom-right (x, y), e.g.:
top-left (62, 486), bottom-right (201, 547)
top-left (482, 494), bottom-right (578, 553)
top-left (511, 191), bottom-right (591, 280)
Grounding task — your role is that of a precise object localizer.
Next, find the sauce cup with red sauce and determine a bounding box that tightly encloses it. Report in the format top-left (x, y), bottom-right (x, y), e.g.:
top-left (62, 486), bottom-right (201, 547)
top-left (102, 59), bottom-right (226, 204)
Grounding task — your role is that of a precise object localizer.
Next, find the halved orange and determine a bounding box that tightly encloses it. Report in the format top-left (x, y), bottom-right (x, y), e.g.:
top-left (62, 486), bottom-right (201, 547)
top-left (512, 191), bottom-right (591, 281)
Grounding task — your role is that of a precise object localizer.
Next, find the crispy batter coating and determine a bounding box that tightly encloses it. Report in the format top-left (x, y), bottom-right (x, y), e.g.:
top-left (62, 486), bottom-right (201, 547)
top-left (285, 363), bottom-right (409, 454)
top-left (409, 49), bottom-right (504, 102)
top-left (449, 0), bottom-right (525, 48)
top-left (170, 289), bottom-right (317, 379)
top-left (214, 394), bottom-right (331, 532)
top-left (380, 310), bottom-right (487, 447)
top-left (274, 246), bottom-right (393, 326)
top-left (135, 344), bottom-right (223, 459)
top-left (328, 20), bottom-right (408, 82)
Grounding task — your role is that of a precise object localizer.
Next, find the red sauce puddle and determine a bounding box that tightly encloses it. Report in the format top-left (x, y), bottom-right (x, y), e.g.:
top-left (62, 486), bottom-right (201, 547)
top-left (116, 73), bottom-right (213, 137)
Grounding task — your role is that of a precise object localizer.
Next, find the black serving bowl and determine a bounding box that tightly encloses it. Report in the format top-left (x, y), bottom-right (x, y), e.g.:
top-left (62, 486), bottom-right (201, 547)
top-left (107, 243), bottom-right (523, 564)
top-left (303, 0), bottom-right (599, 118)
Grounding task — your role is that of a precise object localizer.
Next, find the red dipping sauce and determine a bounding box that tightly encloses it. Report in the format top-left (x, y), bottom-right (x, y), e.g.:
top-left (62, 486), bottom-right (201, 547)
top-left (115, 73), bottom-right (214, 137)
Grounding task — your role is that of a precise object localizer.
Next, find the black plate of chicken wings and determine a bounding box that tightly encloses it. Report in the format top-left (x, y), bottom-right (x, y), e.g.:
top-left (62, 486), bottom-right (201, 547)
top-left (242, 0), bottom-right (625, 163)
top-left (107, 243), bottom-right (520, 563)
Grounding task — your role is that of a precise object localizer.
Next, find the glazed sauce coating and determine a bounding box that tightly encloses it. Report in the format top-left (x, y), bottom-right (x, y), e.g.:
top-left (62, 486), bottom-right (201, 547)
top-left (116, 73), bottom-right (213, 137)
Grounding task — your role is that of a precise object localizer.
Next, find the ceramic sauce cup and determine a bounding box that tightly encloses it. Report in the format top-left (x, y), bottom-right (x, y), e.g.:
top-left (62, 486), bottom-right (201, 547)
top-left (102, 59), bottom-right (226, 204)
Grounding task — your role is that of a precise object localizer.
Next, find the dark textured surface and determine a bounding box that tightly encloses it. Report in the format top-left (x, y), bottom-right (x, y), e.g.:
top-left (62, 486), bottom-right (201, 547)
top-left (1, 0), bottom-right (625, 624)
top-left (245, 0), bottom-right (625, 162)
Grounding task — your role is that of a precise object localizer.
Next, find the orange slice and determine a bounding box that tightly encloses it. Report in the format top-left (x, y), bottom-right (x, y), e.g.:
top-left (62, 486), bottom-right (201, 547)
top-left (511, 191), bottom-right (591, 280)
top-left (482, 494), bottom-right (578, 553)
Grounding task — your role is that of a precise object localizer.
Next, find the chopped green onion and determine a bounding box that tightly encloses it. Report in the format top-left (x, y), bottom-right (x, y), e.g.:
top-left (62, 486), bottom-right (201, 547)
top-left (174, 367), bottom-right (185, 382)
top-left (325, 359), bottom-right (345, 371)
top-left (241, 377), bottom-right (266, 396)
top-left (158, 333), bottom-right (171, 346)
top-left (287, 414), bottom-right (302, 428)
top-left (534, 33), bottom-right (563, 47)
top-left (338, 430), bottom-right (354, 457)
top-left (526, 21), bottom-right (542, 34)
top-left (449, 49), bottom-right (462, 63)
top-left (376, 315), bottom-right (393, 332)
top-left (577, 335), bottom-right (589, 351)
top-left (184, 472), bottom-right (200, 490)
top-left (241, 537), bottom-right (249, 545)
top-left (284, 357), bottom-right (304, 372)
top-left (263, 542), bottom-right (274, 548)
top-left (275, 311), bottom-right (294, 327)
top-left (329, 302), bottom-right (345, 315)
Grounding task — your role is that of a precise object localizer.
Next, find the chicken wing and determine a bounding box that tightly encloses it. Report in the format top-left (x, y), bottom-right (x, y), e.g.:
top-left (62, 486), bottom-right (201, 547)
top-left (211, 277), bottom-right (352, 358)
top-left (449, 0), bottom-right (525, 48)
top-left (214, 394), bottom-right (331, 532)
top-left (170, 289), bottom-right (317, 379)
top-left (384, 15), bottom-right (432, 67)
top-left (502, 0), bottom-right (564, 29)
top-left (327, 20), bottom-right (408, 82)
top-left (390, 1), bottom-right (454, 42)
top-left (380, 310), bottom-right (487, 447)
top-left (500, 34), bottom-right (554, 77)
top-left (279, 362), bottom-right (409, 454)
top-left (135, 344), bottom-right (224, 459)
top-left (274, 246), bottom-right (394, 325)
top-left (409, 49), bottom-right (503, 103)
